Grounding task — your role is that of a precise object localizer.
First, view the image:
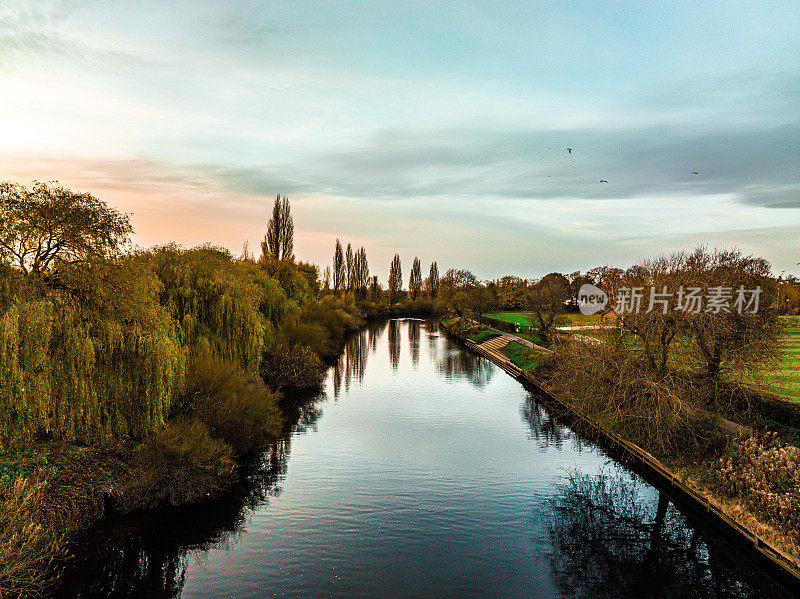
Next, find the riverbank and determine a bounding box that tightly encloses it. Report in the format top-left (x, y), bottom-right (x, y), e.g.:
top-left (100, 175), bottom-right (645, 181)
top-left (0, 304), bottom-right (439, 597)
top-left (441, 316), bottom-right (800, 591)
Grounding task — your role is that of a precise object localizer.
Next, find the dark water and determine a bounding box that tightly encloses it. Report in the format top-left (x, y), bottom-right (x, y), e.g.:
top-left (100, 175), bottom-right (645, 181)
top-left (54, 319), bottom-right (791, 598)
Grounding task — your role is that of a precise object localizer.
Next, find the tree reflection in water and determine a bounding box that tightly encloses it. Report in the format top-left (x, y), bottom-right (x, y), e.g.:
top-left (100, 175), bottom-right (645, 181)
top-left (408, 319), bottom-right (420, 367)
top-left (545, 467), bottom-right (780, 598)
top-left (388, 319), bottom-right (401, 371)
top-left (54, 442), bottom-right (290, 598)
top-left (54, 388), bottom-right (326, 598)
top-left (522, 394), bottom-right (570, 451)
top-left (436, 344), bottom-right (495, 390)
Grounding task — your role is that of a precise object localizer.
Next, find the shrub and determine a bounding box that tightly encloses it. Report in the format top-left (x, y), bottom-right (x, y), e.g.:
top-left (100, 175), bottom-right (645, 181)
top-left (545, 339), bottom-right (718, 456)
top-left (714, 433), bottom-right (800, 537)
top-left (0, 477), bottom-right (66, 598)
top-left (176, 350), bottom-right (282, 455)
top-left (116, 418), bottom-right (236, 512)
top-left (260, 339), bottom-right (326, 390)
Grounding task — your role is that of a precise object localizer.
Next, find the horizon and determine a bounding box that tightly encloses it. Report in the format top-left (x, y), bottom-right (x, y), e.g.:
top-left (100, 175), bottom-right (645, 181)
top-left (2, 1), bottom-right (799, 280)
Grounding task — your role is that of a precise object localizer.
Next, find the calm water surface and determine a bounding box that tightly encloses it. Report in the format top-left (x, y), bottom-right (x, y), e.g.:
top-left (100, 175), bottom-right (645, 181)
top-left (55, 319), bottom-right (790, 598)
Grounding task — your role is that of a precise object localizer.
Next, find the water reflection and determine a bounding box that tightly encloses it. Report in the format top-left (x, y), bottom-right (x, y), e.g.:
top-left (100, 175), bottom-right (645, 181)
top-left (50, 319), bottom-right (792, 598)
top-left (546, 468), bottom-right (778, 598)
top-left (522, 394), bottom-right (570, 451)
top-left (436, 344), bottom-right (495, 389)
top-left (54, 445), bottom-right (290, 598)
top-left (388, 319), bottom-right (401, 370)
top-left (408, 319), bottom-right (420, 367)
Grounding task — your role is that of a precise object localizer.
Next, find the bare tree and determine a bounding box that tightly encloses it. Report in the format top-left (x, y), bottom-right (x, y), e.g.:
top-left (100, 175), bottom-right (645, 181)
top-left (333, 239), bottom-right (345, 294)
top-left (409, 257), bottom-right (422, 300)
top-left (262, 194), bottom-right (294, 261)
top-left (388, 254), bottom-right (402, 304)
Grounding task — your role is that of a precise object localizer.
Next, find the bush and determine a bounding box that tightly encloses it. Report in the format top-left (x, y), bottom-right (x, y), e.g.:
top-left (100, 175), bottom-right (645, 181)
top-left (714, 433), bottom-right (800, 537)
top-left (0, 477), bottom-right (66, 598)
top-left (176, 350), bottom-right (282, 455)
top-left (116, 418), bottom-right (236, 512)
top-left (260, 339), bottom-right (326, 390)
top-left (545, 339), bottom-right (718, 456)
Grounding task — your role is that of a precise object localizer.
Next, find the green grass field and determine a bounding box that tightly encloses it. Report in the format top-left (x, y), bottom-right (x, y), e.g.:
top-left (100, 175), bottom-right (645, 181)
top-left (500, 341), bottom-right (543, 372)
top-left (486, 312), bottom-right (602, 327)
top-left (765, 320), bottom-right (800, 401)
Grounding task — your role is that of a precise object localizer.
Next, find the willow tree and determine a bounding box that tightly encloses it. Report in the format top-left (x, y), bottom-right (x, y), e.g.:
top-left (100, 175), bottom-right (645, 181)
top-left (262, 194), bottom-right (294, 261)
top-left (0, 181), bottom-right (184, 447)
top-left (409, 257), bottom-right (422, 300)
top-left (388, 254), bottom-right (402, 304)
top-left (138, 244), bottom-right (294, 374)
top-left (0, 181), bottom-right (133, 276)
top-left (333, 239), bottom-right (345, 294)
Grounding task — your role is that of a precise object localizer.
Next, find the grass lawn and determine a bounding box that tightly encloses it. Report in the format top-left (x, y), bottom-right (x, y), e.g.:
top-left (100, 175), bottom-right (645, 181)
top-left (500, 341), bottom-right (543, 372)
top-left (485, 312), bottom-right (532, 326)
top-left (469, 329), bottom-right (501, 344)
top-left (763, 319), bottom-right (800, 401)
top-left (485, 312), bottom-right (603, 327)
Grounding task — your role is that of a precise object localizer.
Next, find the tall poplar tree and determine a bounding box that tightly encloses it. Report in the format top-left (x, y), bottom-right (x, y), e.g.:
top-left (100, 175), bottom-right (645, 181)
top-left (357, 247), bottom-right (369, 297)
top-left (426, 261), bottom-right (439, 298)
top-left (262, 194), bottom-right (294, 261)
top-left (323, 266), bottom-right (331, 294)
top-left (409, 257), bottom-right (422, 300)
top-left (345, 243), bottom-right (354, 292)
top-left (333, 239), bottom-right (345, 293)
top-left (388, 254), bottom-right (402, 304)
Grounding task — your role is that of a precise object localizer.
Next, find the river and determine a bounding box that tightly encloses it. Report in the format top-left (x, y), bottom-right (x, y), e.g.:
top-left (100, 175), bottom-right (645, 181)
top-left (54, 318), bottom-right (790, 597)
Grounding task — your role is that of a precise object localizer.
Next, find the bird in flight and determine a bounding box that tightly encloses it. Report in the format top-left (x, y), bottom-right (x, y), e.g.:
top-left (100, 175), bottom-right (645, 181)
top-left (567, 148), bottom-right (572, 154)
top-left (691, 171), bottom-right (698, 175)
top-left (600, 180), bottom-right (608, 183)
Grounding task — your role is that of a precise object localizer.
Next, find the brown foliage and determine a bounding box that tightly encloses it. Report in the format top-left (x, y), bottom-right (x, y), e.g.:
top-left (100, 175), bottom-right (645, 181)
top-left (116, 418), bottom-right (236, 512)
top-left (0, 477), bottom-right (67, 597)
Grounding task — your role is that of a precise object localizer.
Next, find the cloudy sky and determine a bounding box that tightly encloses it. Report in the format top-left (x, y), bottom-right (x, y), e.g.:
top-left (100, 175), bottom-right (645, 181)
top-left (2, 1), bottom-right (799, 280)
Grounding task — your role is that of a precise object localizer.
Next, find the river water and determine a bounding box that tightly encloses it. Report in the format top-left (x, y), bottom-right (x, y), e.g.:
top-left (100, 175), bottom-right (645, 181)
top-left (54, 319), bottom-right (790, 598)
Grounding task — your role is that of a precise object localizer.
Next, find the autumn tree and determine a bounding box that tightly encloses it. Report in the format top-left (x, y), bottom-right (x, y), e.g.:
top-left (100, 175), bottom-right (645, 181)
top-left (388, 254), bottom-right (402, 304)
top-left (438, 268), bottom-right (479, 316)
top-left (333, 239), bottom-right (345, 294)
top-left (409, 257), bottom-right (422, 300)
top-left (495, 275), bottom-right (528, 310)
top-left (528, 272), bottom-right (569, 345)
top-left (0, 180), bottom-right (132, 276)
top-left (323, 266), bottom-right (331, 294)
top-left (354, 247), bottom-right (369, 298)
top-left (425, 261), bottom-right (439, 298)
top-left (369, 275), bottom-right (381, 302)
top-left (345, 243), bottom-right (354, 292)
top-left (262, 194), bottom-right (294, 261)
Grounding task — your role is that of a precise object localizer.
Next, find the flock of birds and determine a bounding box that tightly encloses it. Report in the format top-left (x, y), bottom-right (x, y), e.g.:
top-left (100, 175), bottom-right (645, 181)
top-left (562, 147), bottom-right (698, 183)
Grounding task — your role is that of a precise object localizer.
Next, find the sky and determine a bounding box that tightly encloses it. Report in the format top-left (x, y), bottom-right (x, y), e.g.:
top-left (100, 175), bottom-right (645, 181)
top-left (1, 1), bottom-right (799, 280)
